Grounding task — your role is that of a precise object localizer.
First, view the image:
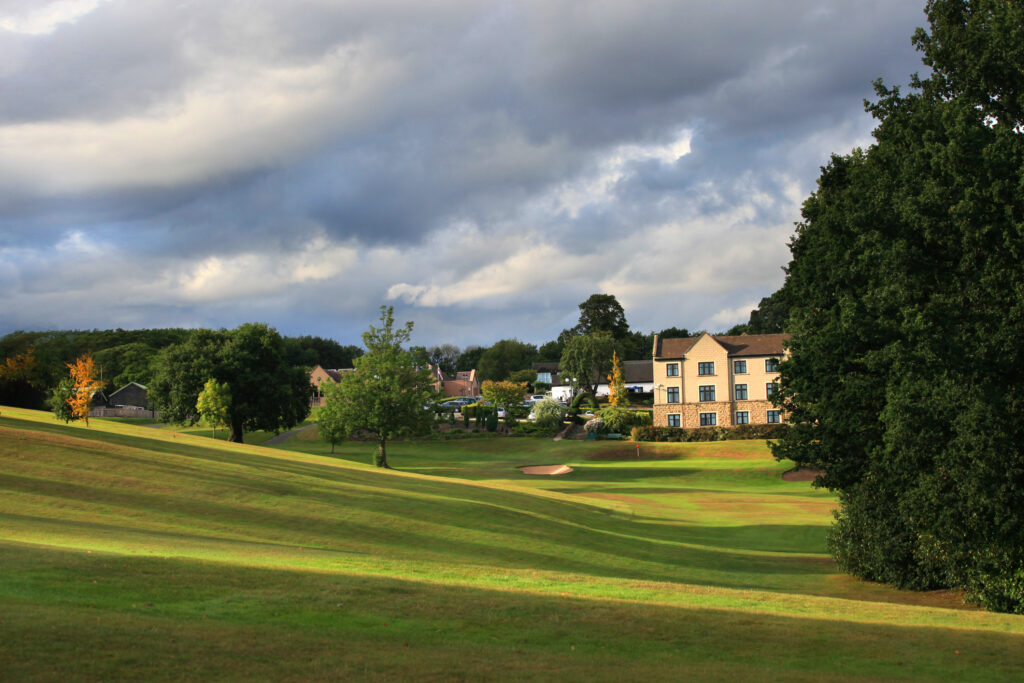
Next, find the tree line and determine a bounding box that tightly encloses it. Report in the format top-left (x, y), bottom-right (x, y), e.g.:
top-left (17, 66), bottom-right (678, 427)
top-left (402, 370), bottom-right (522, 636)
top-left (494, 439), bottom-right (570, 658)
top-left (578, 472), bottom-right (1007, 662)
top-left (0, 292), bottom-right (716, 411)
top-left (0, 328), bottom-right (363, 410)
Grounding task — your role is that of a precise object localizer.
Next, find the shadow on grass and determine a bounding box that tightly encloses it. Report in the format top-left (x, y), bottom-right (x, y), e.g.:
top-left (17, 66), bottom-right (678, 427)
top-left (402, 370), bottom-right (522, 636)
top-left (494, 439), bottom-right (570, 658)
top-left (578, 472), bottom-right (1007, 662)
top-left (2, 543), bottom-right (1021, 681)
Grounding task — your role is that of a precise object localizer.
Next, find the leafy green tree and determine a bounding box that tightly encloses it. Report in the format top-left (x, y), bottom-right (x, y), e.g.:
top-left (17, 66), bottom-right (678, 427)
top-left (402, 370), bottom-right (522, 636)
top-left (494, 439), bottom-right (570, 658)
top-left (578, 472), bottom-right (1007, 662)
top-left (656, 326), bottom-right (690, 339)
top-left (49, 379), bottom-right (74, 423)
top-left (196, 379), bottom-right (231, 439)
top-left (535, 339), bottom-right (564, 362)
top-left (772, 0), bottom-right (1024, 613)
top-left (283, 335), bottom-right (363, 369)
top-left (330, 306), bottom-right (436, 468)
top-left (559, 332), bottom-right (615, 398)
top-left (150, 324), bottom-right (310, 443)
top-left (481, 380), bottom-right (528, 425)
top-left (94, 342), bottom-right (159, 390)
top-left (728, 288), bottom-right (793, 335)
top-left (317, 381), bottom-right (349, 454)
top-left (426, 344), bottom-right (461, 375)
top-left (575, 293), bottom-right (629, 339)
top-left (477, 339), bottom-right (537, 381)
top-left (507, 369), bottom-right (536, 392)
top-left (618, 330), bottom-right (654, 361)
top-left (531, 398), bottom-right (566, 431)
top-left (455, 345), bottom-right (486, 372)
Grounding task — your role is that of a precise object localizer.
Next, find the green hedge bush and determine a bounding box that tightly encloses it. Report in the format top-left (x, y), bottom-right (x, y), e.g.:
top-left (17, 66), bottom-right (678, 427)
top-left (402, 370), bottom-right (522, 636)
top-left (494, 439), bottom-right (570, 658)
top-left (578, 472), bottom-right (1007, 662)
top-left (632, 423), bottom-right (790, 442)
top-left (597, 407), bottom-right (652, 434)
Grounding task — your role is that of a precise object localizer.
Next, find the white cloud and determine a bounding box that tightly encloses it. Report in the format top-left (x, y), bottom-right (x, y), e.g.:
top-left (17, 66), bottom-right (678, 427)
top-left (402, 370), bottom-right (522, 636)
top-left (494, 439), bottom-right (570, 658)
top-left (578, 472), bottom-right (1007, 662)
top-left (704, 301), bottom-right (760, 331)
top-left (544, 129), bottom-right (693, 218)
top-left (0, 0), bottom-right (104, 35)
top-left (0, 39), bottom-right (406, 193)
top-left (177, 234), bottom-right (359, 303)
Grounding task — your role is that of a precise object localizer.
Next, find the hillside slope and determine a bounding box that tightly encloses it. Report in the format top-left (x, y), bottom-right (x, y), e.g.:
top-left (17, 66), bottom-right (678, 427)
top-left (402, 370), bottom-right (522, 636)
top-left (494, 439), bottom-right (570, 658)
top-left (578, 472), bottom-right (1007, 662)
top-left (2, 407), bottom-right (1023, 681)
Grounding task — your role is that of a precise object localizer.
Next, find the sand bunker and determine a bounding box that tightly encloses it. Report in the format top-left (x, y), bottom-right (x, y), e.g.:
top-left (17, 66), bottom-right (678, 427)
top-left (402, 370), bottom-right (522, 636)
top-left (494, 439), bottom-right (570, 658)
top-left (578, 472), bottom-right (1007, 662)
top-left (518, 464), bottom-right (574, 476)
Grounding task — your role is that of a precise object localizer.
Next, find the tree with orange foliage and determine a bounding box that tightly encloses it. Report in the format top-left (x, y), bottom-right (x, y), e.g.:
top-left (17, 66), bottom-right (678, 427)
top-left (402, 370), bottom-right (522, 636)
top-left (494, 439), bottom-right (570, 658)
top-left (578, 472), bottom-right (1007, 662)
top-left (66, 353), bottom-right (103, 426)
top-left (607, 350), bottom-right (628, 407)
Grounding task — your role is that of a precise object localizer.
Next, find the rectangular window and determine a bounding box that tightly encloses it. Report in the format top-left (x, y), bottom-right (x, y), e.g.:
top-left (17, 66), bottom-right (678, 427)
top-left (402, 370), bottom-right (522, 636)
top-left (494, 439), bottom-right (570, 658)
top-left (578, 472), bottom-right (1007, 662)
top-left (734, 384), bottom-right (748, 400)
top-left (537, 372), bottom-right (552, 384)
top-left (765, 358), bottom-right (780, 373)
top-left (733, 360), bottom-right (747, 374)
top-left (766, 382), bottom-right (777, 398)
top-left (699, 385), bottom-right (716, 402)
top-left (698, 362), bottom-right (715, 375)
top-left (700, 412), bottom-right (717, 426)
top-left (666, 387), bottom-right (680, 403)
top-left (766, 410), bottom-right (781, 423)
top-left (668, 414), bottom-right (681, 427)
top-left (666, 363), bottom-right (679, 377)
top-left (735, 411), bottom-right (749, 425)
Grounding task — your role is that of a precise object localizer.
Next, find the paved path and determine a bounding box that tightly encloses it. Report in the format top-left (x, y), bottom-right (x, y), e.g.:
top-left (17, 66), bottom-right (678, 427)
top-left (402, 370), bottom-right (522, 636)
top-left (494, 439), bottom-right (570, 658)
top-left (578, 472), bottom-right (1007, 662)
top-left (264, 423), bottom-right (316, 445)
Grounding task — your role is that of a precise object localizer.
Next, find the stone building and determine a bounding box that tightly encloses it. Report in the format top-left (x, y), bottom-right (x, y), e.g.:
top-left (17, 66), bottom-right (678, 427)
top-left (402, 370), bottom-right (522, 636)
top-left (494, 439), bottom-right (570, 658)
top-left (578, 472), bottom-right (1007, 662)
top-left (651, 332), bottom-right (789, 428)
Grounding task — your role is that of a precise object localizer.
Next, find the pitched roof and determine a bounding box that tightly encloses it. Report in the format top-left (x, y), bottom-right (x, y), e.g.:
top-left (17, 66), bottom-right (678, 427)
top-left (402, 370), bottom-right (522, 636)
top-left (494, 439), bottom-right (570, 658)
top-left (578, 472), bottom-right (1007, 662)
top-left (713, 333), bottom-right (791, 357)
top-left (654, 333), bottom-right (790, 359)
top-left (108, 381), bottom-right (148, 398)
top-left (653, 336), bottom-right (700, 359)
top-left (324, 368), bottom-right (355, 382)
top-left (622, 360), bottom-right (653, 383)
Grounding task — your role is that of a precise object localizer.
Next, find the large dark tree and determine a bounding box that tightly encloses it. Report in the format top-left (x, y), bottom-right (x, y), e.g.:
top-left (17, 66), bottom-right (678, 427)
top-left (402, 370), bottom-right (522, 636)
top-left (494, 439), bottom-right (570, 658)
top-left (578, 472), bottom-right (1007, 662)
top-left (773, 0), bottom-right (1024, 612)
top-left (559, 332), bottom-right (616, 398)
top-left (150, 323), bottom-right (310, 443)
top-left (283, 335), bottom-right (363, 369)
top-left (728, 288), bottom-right (792, 335)
top-left (476, 339), bottom-right (537, 381)
top-left (455, 345), bottom-right (486, 372)
top-left (575, 293), bottom-right (629, 339)
top-left (426, 344), bottom-right (461, 376)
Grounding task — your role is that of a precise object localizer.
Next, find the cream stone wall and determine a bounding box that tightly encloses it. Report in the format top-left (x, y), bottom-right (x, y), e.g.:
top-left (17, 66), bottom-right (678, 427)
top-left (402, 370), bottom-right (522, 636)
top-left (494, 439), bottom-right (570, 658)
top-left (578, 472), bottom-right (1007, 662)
top-left (728, 356), bottom-right (783, 401)
top-left (732, 400), bottom-right (777, 425)
top-left (652, 335), bottom-right (788, 428)
top-left (682, 334), bottom-right (729, 404)
top-left (652, 354), bottom-right (684, 424)
top-left (684, 401), bottom-right (733, 429)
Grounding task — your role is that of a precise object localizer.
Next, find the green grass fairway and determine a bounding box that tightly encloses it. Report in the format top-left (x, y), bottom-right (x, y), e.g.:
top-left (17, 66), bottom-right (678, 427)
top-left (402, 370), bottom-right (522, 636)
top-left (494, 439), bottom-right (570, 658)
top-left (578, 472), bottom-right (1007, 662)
top-left (3, 407), bottom-right (1023, 681)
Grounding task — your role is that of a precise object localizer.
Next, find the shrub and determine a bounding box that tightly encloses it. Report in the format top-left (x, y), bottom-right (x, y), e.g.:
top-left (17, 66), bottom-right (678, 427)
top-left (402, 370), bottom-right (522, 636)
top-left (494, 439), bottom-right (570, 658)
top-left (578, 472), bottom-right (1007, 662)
top-left (569, 392), bottom-right (598, 413)
top-left (583, 418), bottom-right (604, 433)
top-left (531, 398), bottom-right (565, 430)
top-left (633, 423), bottom-right (790, 442)
top-left (598, 406), bottom-right (652, 434)
top-left (512, 421), bottom-right (558, 437)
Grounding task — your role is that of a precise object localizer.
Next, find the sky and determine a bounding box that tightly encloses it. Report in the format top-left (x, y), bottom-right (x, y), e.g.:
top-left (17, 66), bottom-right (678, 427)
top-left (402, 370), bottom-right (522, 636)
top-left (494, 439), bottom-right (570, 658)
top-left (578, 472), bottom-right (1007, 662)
top-left (0, 0), bottom-right (928, 349)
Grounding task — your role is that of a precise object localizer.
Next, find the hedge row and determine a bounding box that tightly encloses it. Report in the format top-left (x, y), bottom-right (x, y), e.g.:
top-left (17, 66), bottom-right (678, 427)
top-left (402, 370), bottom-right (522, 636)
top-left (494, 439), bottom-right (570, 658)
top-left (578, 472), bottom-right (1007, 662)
top-left (631, 423), bottom-right (790, 442)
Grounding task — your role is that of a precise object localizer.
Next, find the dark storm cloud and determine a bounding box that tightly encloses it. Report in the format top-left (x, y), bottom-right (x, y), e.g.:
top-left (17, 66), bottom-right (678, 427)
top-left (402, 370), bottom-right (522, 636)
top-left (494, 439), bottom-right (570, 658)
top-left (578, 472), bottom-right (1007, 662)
top-left (0, 0), bottom-right (930, 341)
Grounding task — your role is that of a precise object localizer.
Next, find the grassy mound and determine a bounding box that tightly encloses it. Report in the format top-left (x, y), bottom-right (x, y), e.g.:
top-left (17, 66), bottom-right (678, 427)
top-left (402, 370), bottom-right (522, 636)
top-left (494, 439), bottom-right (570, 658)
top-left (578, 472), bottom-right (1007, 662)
top-left (2, 407), bottom-right (1023, 680)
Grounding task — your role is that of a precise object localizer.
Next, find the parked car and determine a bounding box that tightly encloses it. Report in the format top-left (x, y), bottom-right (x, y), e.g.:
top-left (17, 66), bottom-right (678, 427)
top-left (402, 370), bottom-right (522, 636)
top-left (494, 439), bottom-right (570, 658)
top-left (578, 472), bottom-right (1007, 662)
top-left (529, 394), bottom-right (547, 402)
